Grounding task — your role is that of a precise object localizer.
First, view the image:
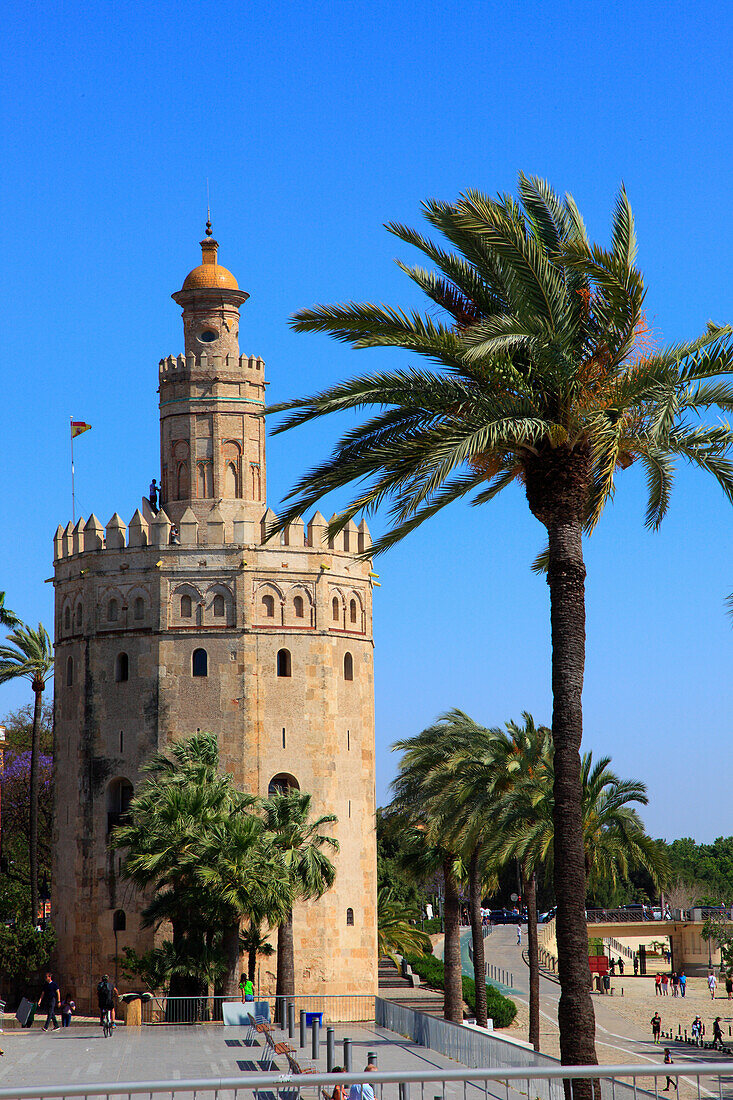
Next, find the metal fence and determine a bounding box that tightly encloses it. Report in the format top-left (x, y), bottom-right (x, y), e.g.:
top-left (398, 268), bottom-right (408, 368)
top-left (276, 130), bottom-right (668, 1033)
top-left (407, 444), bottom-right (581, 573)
top-left (1, 1062), bottom-right (733, 1100)
top-left (139, 994), bottom-right (375, 1025)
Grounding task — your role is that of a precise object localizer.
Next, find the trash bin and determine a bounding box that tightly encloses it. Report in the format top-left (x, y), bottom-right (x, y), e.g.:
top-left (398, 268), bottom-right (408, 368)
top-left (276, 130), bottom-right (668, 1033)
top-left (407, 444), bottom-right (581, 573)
top-left (305, 1012), bottom-right (324, 1027)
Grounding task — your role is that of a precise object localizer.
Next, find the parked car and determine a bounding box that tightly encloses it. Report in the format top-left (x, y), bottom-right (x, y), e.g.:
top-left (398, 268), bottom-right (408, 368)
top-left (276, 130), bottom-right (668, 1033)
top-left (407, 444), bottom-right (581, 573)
top-left (540, 907), bottom-right (557, 923)
top-left (621, 903), bottom-right (650, 919)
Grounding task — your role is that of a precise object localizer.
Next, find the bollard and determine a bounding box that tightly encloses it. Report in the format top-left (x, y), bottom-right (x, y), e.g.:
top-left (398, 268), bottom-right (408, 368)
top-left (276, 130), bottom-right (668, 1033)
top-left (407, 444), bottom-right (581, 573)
top-left (287, 1001), bottom-right (295, 1039)
top-left (343, 1037), bottom-right (352, 1071)
top-left (327, 1027), bottom-right (336, 1072)
top-left (368, 1051), bottom-right (377, 1067)
top-left (399, 1083), bottom-right (410, 1100)
top-left (312, 1017), bottom-right (320, 1061)
top-left (276, 996), bottom-right (284, 1027)
top-left (300, 1010), bottom-right (307, 1049)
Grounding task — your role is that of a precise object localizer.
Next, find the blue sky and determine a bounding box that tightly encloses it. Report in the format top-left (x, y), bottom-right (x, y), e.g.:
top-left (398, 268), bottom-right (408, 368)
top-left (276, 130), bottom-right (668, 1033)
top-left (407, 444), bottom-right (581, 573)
top-left (2, 0), bottom-right (733, 842)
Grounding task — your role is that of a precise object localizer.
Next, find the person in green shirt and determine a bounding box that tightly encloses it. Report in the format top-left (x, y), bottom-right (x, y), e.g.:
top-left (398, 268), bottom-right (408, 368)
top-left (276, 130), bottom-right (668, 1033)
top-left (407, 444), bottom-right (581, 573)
top-left (239, 973), bottom-right (254, 1002)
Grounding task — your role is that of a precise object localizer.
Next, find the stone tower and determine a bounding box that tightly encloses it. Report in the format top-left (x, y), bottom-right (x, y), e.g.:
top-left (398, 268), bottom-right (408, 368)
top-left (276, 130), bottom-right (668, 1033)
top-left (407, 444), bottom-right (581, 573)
top-left (52, 229), bottom-right (378, 1010)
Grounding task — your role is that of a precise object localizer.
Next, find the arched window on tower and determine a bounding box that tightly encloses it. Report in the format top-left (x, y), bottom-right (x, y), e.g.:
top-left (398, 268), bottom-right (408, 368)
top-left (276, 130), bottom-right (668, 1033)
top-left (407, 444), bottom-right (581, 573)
top-left (262, 595), bottom-right (275, 618)
top-left (192, 648), bottom-right (208, 677)
top-left (115, 653), bottom-right (129, 683)
top-left (74, 603), bottom-right (83, 631)
top-left (66, 656), bottom-right (74, 687)
top-left (294, 595), bottom-right (304, 619)
top-left (133, 597), bottom-right (144, 621)
top-left (344, 652), bottom-right (354, 681)
top-left (63, 606), bottom-right (71, 631)
top-left (213, 594), bottom-right (225, 617)
top-left (277, 649), bottom-right (292, 677)
top-left (113, 909), bottom-right (126, 932)
top-left (346, 908), bottom-right (354, 926)
top-left (176, 461), bottom-right (189, 499)
top-left (181, 594), bottom-right (192, 619)
top-left (107, 778), bottom-right (133, 833)
top-left (268, 773), bottom-right (300, 798)
top-left (225, 461), bottom-right (240, 498)
top-left (332, 597), bottom-right (340, 622)
top-left (197, 462), bottom-right (213, 498)
top-left (350, 599), bottom-right (357, 624)
top-left (108, 598), bottom-right (119, 622)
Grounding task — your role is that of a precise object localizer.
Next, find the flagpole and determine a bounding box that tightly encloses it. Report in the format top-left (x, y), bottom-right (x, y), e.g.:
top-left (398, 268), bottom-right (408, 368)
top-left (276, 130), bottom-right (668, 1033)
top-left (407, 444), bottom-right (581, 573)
top-left (70, 416), bottom-right (75, 526)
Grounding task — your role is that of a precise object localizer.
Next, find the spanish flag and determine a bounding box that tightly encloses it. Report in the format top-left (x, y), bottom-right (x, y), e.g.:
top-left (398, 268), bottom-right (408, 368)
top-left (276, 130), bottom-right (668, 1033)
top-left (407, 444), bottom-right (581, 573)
top-left (71, 421), bottom-right (92, 438)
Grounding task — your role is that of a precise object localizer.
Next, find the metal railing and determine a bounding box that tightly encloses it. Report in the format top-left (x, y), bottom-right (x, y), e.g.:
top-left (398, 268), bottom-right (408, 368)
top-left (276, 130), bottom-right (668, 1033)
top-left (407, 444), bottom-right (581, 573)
top-left (1, 1062), bottom-right (733, 1100)
top-left (139, 994), bottom-right (375, 1025)
top-left (604, 937), bottom-right (635, 962)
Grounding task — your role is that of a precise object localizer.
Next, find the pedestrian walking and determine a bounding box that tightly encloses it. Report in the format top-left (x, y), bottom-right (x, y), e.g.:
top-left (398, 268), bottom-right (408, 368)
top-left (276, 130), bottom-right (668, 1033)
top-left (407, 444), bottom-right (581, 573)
top-left (655, 974), bottom-right (662, 996)
top-left (618, 957), bottom-right (625, 976)
top-left (651, 1012), bottom-right (662, 1044)
top-left (713, 1016), bottom-right (724, 1050)
top-left (671, 972), bottom-right (679, 997)
top-left (661, 973), bottom-right (669, 995)
top-left (679, 971), bottom-right (687, 997)
top-left (708, 972), bottom-right (717, 1000)
top-left (610, 958), bottom-right (616, 977)
top-left (691, 1015), bottom-right (702, 1046)
top-left (662, 1049), bottom-right (678, 1091)
top-left (516, 924), bottom-right (522, 946)
top-left (38, 971), bottom-right (60, 1031)
top-left (634, 956), bottom-right (639, 976)
top-left (726, 973), bottom-right (732, 1000)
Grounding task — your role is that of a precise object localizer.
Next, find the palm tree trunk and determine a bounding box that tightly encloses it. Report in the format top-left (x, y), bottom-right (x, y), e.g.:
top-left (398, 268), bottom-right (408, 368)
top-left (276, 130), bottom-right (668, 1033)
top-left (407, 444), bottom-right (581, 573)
top-left (547, 513), bottom-right (598, 1080)
top-left (248, 945), bottom-right (257, 984)
top-left (468, 847), bottom-right (487, 1028)
top-left (525, 868), bottom-right (540, 1051)
top-left (443, 856), bottom-right (463, 1023)
top-left (222, 919), bottom-right (241, 999)
top-left (29, 682), bottom-right (42, 926)
top-left (276, 909), bottom-right (295, 1001)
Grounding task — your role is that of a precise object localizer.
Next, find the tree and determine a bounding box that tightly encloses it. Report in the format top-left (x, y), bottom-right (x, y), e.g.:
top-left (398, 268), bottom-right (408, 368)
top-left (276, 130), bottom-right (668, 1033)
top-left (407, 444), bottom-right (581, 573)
top-left (240, 918), bottom-right (276, 985)
top-left (260, 792), bottom-right (339, 1000)
top-left (377, 885), bottom-right (432, 967)
top-left (389, 715), bottom-right (491, 1024)
top-left (113, 733), bottom-right (250, 1000)
top-left (0, 624), bottom-right (53, 924)
top-left (266, 176), bottom-right (733, 1068)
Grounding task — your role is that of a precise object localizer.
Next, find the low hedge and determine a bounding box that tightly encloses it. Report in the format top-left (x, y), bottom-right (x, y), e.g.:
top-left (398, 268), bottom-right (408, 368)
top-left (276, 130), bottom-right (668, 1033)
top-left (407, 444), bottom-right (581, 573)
top-left (403, 952), bottom-right (517, 1028)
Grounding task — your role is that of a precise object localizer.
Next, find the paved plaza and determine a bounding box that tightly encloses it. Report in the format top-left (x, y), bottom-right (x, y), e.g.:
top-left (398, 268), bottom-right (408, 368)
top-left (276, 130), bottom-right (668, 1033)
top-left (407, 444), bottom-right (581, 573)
top-left (0, 1021), bottom-right (511, 1098)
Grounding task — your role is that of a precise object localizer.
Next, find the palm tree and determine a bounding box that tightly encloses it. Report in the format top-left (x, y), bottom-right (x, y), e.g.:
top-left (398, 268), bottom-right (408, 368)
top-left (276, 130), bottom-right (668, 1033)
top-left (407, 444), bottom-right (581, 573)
top-left (0, 593), bottom-right (19, 628)
top-left (390, 714), bottom-right (492, 1024)
top-left (378, 886), bottom-right (432, 967)
top-left (197, 815), bottom-right (290, 998)
top-left (240, 918), bottom-right (276, 985)
top-left (0, 623), bottom-right (53, 923)
top-left (260, 791), bottom-right (339, 1001)
top-left (266, 176), bottom-right (733, 1067)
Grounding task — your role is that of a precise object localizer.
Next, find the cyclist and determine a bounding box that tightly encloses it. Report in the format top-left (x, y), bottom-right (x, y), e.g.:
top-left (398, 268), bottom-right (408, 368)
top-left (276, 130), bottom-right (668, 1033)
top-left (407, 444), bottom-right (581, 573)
top-left (97, 973), bottom-right (117, 1030)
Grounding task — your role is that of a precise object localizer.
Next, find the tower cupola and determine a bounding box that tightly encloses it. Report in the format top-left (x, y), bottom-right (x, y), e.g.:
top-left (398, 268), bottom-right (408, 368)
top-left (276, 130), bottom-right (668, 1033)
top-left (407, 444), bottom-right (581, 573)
top-left (172, 222), bottom-right (250, 360)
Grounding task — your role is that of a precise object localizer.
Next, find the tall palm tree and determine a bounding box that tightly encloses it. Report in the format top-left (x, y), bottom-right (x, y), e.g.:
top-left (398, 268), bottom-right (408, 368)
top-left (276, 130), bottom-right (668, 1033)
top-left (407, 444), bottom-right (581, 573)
top-left (260, 791), bottom-right (339, 1000)
top-left (0, 623), bottom-right (53, 923)
top-left (266, 176), bottom-right (733, 1068)
top-left (390, 713), bottom-right (492, 1024)
top-left (197, 815), bottom-right (290, 998)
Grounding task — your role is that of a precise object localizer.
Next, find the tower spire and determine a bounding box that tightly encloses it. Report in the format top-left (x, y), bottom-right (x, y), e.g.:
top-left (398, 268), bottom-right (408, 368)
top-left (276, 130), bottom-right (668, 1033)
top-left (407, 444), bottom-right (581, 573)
top-left (206, 178), bottom-right (212, 237)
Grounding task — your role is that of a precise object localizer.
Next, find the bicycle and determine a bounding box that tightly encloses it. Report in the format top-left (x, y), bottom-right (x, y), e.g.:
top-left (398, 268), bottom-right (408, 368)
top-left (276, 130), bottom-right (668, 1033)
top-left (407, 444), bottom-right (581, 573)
top-left (101, 1006), bottom-right (114, 1037)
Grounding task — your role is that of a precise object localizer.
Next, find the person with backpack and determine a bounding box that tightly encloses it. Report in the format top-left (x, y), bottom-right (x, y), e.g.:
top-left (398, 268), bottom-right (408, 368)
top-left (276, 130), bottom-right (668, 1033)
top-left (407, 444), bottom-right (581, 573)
top-left (713, 1016), bottom-right (724, 1050)
top-left (97, 974), bottom-right (117, 1029)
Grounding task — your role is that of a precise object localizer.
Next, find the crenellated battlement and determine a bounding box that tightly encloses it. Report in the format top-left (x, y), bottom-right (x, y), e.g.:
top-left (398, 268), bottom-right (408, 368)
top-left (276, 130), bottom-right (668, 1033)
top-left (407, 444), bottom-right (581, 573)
top-left (158, 351), bottom-right (265, 377)
top-left (54, 507), bottom-right (371, 561)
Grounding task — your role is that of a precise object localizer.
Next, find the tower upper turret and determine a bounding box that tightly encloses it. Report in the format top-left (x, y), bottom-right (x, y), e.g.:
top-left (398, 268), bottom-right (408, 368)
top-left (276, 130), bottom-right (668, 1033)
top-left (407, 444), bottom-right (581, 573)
top-left (160, 226), bottom-right (266, 538)
top-left (172, 222), bottom-right (250, 360)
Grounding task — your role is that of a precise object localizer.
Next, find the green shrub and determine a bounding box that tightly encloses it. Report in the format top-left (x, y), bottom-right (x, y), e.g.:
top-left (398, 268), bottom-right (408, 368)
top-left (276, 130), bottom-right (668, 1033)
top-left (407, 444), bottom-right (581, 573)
top-left (422, 917), bottom-right (442, 934)
top-left (403, 952), bottom-right (517, 1028)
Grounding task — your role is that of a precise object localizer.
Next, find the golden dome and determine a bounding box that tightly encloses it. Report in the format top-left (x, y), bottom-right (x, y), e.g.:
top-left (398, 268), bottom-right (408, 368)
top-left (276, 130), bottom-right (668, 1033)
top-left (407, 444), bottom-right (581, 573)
top-left (181, 227), bottom-right (239, 291)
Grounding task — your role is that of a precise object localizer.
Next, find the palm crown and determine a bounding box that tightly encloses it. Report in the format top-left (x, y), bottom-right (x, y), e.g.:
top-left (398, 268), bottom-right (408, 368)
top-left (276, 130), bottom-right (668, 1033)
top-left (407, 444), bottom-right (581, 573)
top-left (268, 176), bottom-right (733, 550)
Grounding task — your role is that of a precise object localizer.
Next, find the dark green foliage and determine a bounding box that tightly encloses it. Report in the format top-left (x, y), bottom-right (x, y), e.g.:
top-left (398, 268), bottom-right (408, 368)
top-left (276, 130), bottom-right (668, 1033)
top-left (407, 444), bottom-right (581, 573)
top-left (0, 922), bottom-right (55, 980)
top-left (403, 952), bottom-right (517, 1028)
top-left (376, 808), bottom-right (421, 909)
top-left (665, 837), bottom-right (733, 902)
